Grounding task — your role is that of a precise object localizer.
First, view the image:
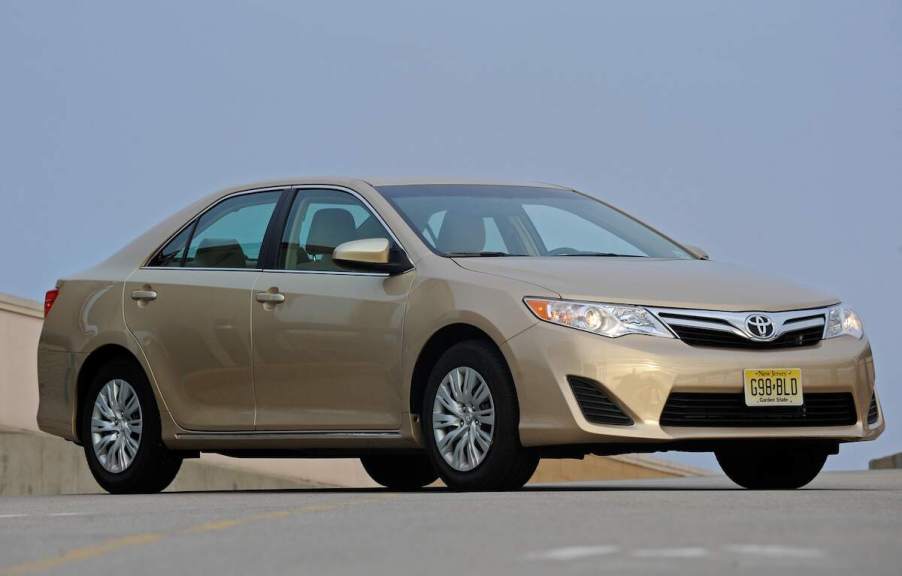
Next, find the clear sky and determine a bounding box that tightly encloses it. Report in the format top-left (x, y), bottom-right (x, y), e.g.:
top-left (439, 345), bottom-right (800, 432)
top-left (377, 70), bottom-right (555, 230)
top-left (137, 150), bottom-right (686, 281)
top-left (1, 1), bottom-right (899, 470)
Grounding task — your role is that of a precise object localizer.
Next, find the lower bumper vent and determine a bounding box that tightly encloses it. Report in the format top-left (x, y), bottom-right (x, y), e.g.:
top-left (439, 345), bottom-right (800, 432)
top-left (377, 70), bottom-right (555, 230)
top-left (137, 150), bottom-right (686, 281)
top-left (567, 376), bottom-right (633, 426)
top-left (660, 392), bottom-right (857, 427)
top-left (868, 393), bottom-right (879, 425)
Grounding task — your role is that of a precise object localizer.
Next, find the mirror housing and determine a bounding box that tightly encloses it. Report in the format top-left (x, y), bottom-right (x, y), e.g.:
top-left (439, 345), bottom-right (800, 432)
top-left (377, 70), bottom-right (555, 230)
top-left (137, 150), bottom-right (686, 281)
top-left (684, 244), bottom-right (709, 260)
top-left (333, 238), bottom-right (413, 274)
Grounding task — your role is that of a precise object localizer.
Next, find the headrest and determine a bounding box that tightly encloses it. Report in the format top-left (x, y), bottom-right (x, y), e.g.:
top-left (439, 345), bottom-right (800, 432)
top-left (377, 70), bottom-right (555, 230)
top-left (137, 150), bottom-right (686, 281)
top-left (436, 210), bottom-right (485, 254)
top-left (306, 208), bottom-right (357, 255)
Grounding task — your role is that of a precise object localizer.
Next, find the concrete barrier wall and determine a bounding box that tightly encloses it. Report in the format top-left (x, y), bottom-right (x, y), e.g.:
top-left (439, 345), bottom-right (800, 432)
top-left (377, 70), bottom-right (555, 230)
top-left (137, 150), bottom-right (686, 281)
top-left (0, 294), bottom-right (42, 432)
top-left (0, 291), bottom-right (699, 493)
top-left (0, 428), bottom-right (325, 496)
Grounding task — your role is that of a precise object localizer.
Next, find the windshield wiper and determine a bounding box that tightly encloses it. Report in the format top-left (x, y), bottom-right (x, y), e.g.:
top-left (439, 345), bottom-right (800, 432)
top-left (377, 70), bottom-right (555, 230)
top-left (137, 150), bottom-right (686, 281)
top-left (557, 252), bottom-right (646, 257)
top-left (445, 251), bottom-right (524, 257)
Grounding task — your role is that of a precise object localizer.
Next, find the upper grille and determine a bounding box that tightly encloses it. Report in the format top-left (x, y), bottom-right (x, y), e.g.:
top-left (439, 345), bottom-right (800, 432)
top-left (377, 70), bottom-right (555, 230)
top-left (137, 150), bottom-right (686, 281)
top-left (666, 323), bottom-right (823, 350)
top-left (868, 393), bottom-right (879, 425)
top-left (651, 308), bottom-right (828, 350)
top-left (567, 376), bottom-right (633, 426)
top-left (660, 392), bottom-right (857, 427)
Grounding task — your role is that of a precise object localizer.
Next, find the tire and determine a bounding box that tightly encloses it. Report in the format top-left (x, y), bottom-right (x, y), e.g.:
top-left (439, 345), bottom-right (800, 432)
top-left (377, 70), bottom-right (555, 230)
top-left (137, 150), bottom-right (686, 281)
top-left (80, 358), bottom-right (182, 494)
top-left (360, 454), bottom-right (438, 490)
top-left (421, 340), bottom-right (539, 491)
top-left (715, 442), bottom-right (828, 490)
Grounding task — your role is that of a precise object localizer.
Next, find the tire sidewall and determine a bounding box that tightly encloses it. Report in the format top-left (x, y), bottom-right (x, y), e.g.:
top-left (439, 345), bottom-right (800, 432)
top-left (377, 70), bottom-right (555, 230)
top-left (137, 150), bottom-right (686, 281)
top-left (80, 359), bottom-right (169, 493)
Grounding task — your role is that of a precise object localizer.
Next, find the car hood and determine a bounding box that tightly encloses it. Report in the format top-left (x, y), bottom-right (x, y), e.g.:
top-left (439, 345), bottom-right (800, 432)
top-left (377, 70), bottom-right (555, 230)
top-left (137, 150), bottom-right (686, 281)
top-left (453, 257), bottom-right (839, 312)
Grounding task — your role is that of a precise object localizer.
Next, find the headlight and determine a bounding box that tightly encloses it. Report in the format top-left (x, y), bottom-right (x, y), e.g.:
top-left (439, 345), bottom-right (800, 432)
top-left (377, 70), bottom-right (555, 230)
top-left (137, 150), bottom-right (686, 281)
top-left (824, 304), bottom-right (863, 339)
top-left (524, 298), bottom-right (673, 338)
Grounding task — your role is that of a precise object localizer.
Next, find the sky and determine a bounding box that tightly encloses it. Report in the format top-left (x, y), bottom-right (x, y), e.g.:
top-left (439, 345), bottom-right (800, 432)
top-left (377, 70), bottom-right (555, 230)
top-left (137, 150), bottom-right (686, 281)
top-left (1, 1), bottom-right (899, 470)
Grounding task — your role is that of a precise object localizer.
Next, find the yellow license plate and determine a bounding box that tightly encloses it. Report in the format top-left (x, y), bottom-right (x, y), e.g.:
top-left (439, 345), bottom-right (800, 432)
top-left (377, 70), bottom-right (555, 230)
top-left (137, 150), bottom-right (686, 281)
top-left (743, 368), bottom-right (803, 406)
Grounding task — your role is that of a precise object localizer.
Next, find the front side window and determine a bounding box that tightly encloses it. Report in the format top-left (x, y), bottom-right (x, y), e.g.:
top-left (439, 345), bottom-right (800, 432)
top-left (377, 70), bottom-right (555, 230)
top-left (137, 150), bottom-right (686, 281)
top-left (149, 191), bottom-right (280, 269)
top-left (377, 185), bottom-right (691, 259)
top-left (279, 188), bottom-right (393, 272)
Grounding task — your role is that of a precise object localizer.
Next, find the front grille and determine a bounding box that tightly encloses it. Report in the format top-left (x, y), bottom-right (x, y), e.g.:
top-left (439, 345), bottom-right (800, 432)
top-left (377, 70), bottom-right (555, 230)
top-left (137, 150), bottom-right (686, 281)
top-left (567, 376), bottom-right (633, 425)
top-left (868, 393), bottom-right (879, 425)
top-left (660, 392), bottom-right (857, 427)
top-left (650, 308), bottom-right (827, 351)
top-left (666, 324), bottom-right (823, 350)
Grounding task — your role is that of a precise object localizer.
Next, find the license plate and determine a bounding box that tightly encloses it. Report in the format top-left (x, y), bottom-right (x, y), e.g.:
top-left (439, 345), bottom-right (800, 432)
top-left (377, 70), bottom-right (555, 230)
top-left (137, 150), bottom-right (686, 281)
top-left (743, 368), bottom-right (803, 406)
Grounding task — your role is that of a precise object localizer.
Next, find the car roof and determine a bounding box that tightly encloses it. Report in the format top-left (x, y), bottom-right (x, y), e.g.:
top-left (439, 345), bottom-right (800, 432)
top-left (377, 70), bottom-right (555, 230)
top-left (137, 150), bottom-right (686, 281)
top-left (214, 177), bottom-right (570, 196)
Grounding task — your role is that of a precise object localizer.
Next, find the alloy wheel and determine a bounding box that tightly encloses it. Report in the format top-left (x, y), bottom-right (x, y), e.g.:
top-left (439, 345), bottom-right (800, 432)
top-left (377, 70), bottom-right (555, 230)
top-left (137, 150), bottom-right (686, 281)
top-left (432, 366), bottom-right (495, 471)
top-left (91, 379), bottom-right (143, 473)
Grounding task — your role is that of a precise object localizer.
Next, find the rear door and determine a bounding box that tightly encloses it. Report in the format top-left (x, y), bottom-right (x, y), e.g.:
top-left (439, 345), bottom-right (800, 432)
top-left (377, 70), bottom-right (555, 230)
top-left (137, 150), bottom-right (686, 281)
top-left (124, 188), bottom-right (285, 431)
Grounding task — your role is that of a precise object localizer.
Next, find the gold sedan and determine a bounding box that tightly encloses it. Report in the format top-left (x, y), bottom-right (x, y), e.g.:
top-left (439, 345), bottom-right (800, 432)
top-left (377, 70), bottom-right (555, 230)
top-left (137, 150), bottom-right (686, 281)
top-left (37, 178), bottom-right (883, 493)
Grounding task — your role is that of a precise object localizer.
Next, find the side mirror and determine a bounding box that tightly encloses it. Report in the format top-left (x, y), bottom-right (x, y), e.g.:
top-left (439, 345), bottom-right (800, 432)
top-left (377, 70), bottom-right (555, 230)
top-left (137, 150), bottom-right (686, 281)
top-left (684, 244), bottom-right (709, 260)
top-left (333, 238), bottom-right (413, 274)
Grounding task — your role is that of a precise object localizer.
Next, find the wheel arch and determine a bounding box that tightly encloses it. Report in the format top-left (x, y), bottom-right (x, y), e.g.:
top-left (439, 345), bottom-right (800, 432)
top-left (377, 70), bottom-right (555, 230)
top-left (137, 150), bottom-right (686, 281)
top-left (408, 323), bottom-right (519, 418)
top-left (75, 344), bottom-right (145, 444)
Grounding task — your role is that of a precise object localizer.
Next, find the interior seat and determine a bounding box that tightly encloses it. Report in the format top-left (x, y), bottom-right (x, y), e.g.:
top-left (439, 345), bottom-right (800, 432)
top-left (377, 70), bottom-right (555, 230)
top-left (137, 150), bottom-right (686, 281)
top-left (305, 208), bottom-right (358, 269)
top-left (193, 238), bottom-right (248, 268)
top-left (435, 210), bottom-right (485, 254)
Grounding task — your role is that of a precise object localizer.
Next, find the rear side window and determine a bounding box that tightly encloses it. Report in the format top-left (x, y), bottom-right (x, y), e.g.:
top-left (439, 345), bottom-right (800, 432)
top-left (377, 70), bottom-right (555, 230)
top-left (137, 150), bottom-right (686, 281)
top-left (147, 225), bottom-right (193, 267)
top-left (148, 191), bottom-right (281, 269)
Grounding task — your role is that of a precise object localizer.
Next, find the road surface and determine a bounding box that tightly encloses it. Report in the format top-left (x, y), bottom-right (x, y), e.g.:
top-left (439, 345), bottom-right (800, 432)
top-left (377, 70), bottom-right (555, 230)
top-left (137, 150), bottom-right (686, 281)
top-left (1, 470), bottom-right (900, 576)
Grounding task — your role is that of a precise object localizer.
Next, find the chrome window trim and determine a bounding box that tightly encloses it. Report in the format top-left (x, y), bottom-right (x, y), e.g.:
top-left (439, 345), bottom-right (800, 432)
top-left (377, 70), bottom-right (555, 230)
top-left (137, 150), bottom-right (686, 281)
top-left (141, 183), bottom-right (415, 274)
top-left (142, 185), bottom-right (289, 269)
top-left (647, 305), bottom-right (832, 342)
top-left (261, 268), bottom-right (392, 278)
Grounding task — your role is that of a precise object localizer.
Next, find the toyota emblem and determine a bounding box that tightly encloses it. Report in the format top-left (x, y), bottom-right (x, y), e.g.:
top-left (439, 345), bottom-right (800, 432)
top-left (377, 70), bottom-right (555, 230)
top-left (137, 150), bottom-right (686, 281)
top-left (745, 314), bottom-right (775, 339)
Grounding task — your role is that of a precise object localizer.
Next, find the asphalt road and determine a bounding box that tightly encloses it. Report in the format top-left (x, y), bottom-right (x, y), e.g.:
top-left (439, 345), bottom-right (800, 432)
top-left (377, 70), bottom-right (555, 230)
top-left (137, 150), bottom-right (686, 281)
top-left (1, 470), bottom-right (900, 576)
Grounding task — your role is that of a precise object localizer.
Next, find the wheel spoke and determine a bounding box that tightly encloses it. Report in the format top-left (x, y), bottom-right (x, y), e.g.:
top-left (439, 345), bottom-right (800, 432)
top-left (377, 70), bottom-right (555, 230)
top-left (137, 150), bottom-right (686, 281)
top-left (449, 369), bottom-right (464, 402)
top-left (451, 429), bottom-right (468, 469)
top-left (432, 413), bottom-right (461, 428)
top-left (472, 381), bottom-right (490, 405)
top-left (473, 409), bottom-right (494, 426)
top-left (474, 427), bottom-right (492, 451)
top-left (436, 386), bottom-right (462, 416)
top-left (436, 425), bottom-right (466, 451)
top-left (91, 417), bottom-right (117, 433)
top-left (91, 380), bottom-right (143, 475)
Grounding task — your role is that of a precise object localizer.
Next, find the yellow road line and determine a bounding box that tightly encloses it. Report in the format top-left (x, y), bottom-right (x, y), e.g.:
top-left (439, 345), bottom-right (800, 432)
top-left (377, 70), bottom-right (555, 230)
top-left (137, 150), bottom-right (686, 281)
top-left (1, 533), bottom-right (164, 575)
top-left (0, 497), bottom-right (392, 576)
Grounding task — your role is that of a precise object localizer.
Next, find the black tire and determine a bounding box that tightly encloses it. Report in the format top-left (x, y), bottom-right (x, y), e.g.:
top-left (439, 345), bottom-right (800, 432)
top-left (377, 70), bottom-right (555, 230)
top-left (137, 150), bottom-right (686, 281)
top-left (715, 442), bottom-right (828, 489)
top-left (80, 358), bottom-right (182, 494)
top-left (421, 340), bottom-right (539, 491)
top-left (360, 454), bottom-right (438, 490)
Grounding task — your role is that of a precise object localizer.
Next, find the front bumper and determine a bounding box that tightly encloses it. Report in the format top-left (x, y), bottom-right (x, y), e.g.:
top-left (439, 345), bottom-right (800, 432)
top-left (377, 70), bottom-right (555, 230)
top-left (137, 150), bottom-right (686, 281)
top-left (503, 322), bottom-right (883, 447)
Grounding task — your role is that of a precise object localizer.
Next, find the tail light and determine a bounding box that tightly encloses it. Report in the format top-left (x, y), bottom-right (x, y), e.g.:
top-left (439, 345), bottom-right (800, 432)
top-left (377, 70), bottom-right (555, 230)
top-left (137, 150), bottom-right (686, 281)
top-left (44, 289), bottom-right (59, 318)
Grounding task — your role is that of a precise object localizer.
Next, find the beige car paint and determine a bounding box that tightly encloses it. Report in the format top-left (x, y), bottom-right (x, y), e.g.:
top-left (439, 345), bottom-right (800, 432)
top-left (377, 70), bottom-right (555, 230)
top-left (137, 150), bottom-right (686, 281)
top-left (36, 178), bottom-right (884, 456)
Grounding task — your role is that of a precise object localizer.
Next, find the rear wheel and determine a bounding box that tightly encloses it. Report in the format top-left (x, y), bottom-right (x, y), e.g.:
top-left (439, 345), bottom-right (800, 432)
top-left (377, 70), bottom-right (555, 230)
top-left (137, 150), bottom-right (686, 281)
top-left (360, 454), bottom-right (438, 490)
top-left (422, 340), bottom-right (539, 491)
top-left (715, 442), bottom-right (828, 489)
top-left (80, 359), bottom-right (182, 494)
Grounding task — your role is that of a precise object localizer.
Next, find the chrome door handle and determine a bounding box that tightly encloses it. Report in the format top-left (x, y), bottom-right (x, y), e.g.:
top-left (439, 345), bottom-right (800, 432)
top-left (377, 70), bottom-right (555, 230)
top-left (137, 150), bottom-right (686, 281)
top-left (255, 291), bottom-right (285, 304)
top-left (130, 290), bottom-right (158, 301)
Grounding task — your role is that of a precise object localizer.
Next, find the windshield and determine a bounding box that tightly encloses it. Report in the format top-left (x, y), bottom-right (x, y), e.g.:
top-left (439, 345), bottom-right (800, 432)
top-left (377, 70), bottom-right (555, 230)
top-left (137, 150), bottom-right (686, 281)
top-left (377, 185), bottom-right (692, 259)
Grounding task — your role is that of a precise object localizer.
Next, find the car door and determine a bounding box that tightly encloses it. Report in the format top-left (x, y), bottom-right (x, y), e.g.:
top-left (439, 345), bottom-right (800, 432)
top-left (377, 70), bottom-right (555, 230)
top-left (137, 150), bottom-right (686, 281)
top-left (124, 188), bottom-right (285, 431)
top-left (251, 186), bottom-right (414, 431)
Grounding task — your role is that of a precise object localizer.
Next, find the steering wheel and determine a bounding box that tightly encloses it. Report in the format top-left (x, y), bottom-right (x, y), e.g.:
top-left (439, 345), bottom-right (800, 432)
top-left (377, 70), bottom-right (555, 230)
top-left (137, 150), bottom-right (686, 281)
top-left (547, 247), bottom-right (581, 256)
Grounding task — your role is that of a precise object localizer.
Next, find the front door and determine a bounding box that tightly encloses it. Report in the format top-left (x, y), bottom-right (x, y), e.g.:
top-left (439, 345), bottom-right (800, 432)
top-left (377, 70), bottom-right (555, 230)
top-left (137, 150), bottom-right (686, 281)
top-left (251, 187), bottom-right (413, 430)
top-left (124, 189), bottom-right (283, 431)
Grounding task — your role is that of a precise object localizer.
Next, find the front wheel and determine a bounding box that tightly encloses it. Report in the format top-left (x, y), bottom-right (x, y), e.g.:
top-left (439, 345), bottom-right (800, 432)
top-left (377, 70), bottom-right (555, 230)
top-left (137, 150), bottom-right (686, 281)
top-left (715, 442), bottom-right (828, 489)
top-left (422, 340), bottom-right (539, 491)
top-left (81, 359), bottom-right (182, 494)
